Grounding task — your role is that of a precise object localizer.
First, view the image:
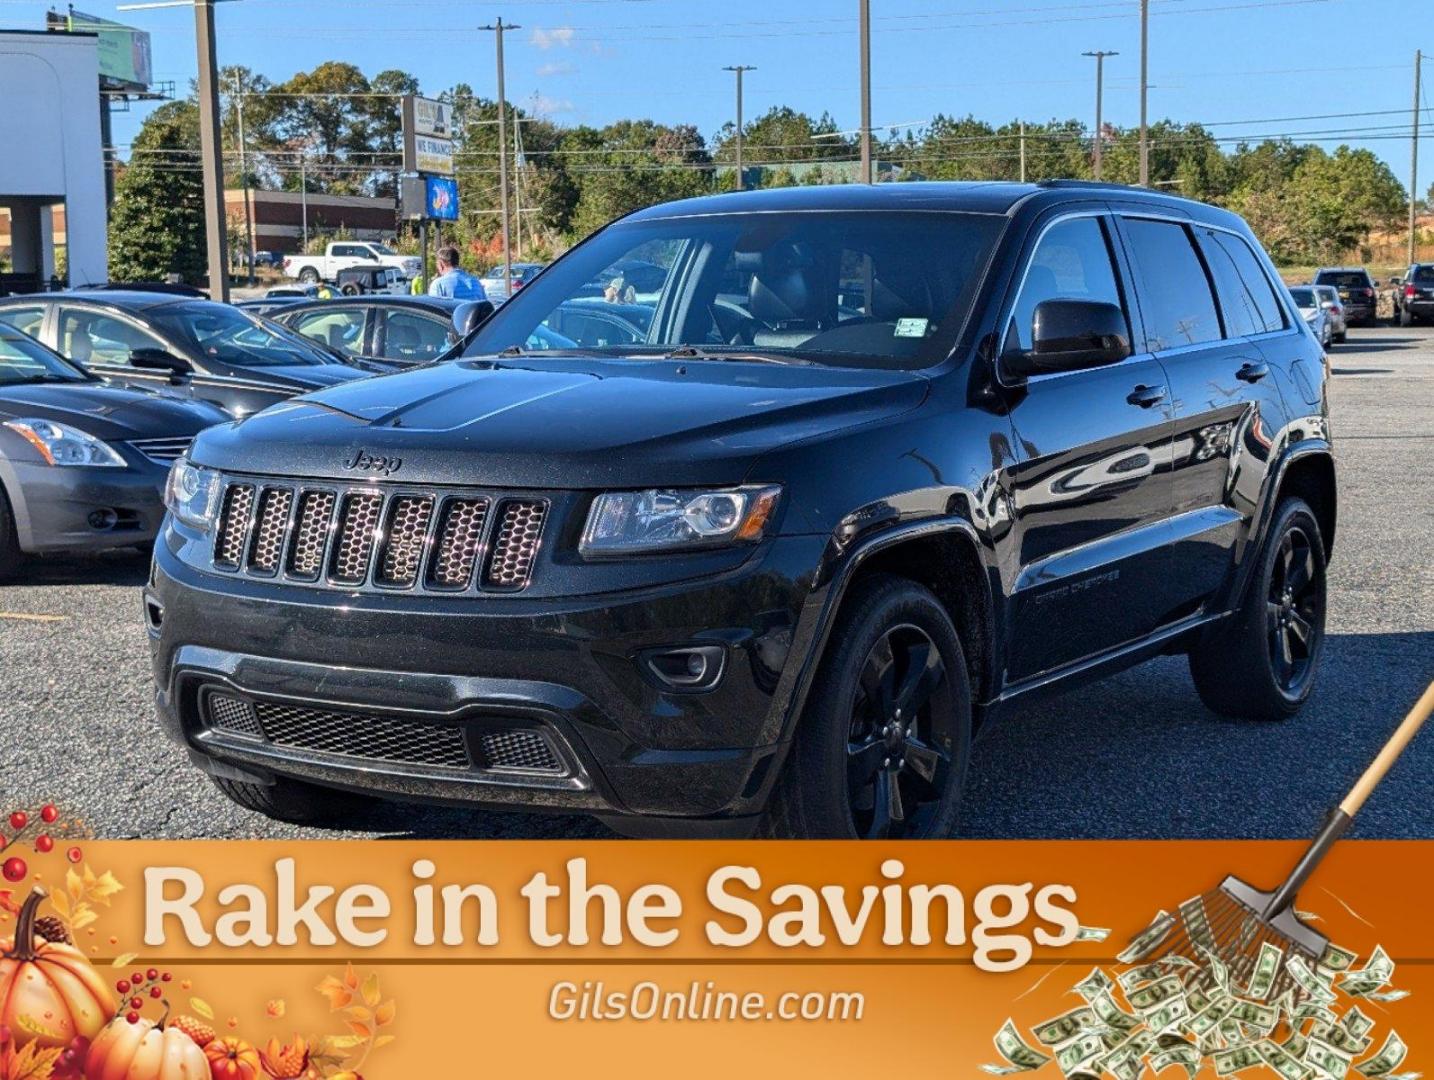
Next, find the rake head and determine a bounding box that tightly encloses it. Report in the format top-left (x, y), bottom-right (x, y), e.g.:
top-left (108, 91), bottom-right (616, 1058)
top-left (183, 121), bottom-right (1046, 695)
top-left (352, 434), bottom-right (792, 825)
top-left (1149, 876), bottom-right (1328, 1004)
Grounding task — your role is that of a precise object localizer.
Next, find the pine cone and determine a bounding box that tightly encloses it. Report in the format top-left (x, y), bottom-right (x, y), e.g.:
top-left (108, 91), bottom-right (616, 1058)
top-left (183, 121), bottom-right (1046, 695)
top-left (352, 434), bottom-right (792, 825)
top-left (33, 915), bottom-right (70, 944)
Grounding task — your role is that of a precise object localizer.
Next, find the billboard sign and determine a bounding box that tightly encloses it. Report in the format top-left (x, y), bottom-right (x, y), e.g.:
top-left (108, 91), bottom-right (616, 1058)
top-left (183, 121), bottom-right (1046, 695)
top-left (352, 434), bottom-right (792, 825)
top-left (424, 176), bottom-right (459, 221)
top-left (67, 10), bottom-right (153, 90)
top-left (403, 96), bottom-right (456, 175)
top-left (410, 135), bottom-right (455, 176)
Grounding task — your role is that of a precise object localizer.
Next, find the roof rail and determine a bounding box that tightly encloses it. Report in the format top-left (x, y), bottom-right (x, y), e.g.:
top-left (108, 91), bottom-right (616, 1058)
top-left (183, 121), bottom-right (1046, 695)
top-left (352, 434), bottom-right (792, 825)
top-left (1036, 179), bottom-right (1147, 192)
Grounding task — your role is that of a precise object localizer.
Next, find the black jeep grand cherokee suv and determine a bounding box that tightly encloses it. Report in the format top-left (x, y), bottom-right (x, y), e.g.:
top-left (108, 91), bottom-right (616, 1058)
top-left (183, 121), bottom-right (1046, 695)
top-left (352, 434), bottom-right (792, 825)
top-left (147, 181), bottom-right (1334, 839)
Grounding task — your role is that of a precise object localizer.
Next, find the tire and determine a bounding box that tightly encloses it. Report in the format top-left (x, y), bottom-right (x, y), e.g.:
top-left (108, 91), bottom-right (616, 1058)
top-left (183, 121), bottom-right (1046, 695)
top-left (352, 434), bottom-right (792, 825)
top-left (1188, 497), bottom-right (1328, 721)
top-left (211, 775), bottom-right (376, 825)
top-left (760, 574), bottom-right (972, 839)
top-left (1400, 307), bottom-right (1413, 327)
top-left (0, 484), bottom-right (22, 582)
top-left (298, 267), bottom-right (321, 284)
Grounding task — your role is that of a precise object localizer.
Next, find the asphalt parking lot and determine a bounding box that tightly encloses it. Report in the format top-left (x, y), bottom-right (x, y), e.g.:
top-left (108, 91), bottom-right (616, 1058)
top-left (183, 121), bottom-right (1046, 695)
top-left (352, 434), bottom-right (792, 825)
top-left (2, 325), bottom-right (1431, 841)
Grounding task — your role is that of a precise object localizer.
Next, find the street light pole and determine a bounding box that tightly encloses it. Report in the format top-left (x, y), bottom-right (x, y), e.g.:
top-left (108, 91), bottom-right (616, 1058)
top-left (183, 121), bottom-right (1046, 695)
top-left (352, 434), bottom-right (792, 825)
top-left (233, 74), bottom-right (255, 285)
top-left (1411, 49), bottom-right (1423, 267)
top-left (1138, 0), bottom-right (1150, 185)
top-left (194, 0), bottom-right (229, 300)
top-left (481, 17), bottom-right (520, 299)
top-left (858, 0), bottom-right (872, 184)
top-left (1083, 50), bottom-right (1118, 181)
top-left (723, 65), bottom-right (755, 190)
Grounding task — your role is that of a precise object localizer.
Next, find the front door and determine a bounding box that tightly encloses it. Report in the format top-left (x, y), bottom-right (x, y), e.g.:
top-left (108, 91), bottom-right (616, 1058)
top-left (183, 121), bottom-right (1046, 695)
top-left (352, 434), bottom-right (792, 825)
top-left (55, 306), bottom-right (192, 400)
top-left (1001, 213), bottom-right (1177, 683)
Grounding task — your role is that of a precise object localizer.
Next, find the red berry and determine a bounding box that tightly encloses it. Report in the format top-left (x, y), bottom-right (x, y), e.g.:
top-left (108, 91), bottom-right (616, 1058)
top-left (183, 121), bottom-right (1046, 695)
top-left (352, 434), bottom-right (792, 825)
top-left (161, 972), bottom-right (172, 982)
top-left (129, 997), bottom-right (143, 1010)
top-left (40, 805), bottom-right (58, 824)
top-left (150, 986), bottom-right (162, 999)
top-left (131, 972), bottom-right (143, 985)
top-left (66, 846), bottom-right (82, 864)
top-left (35, 835), bottom-right (54, 853)
top-left (116, 980), bottom-right (130, 994)
top-left (146, 968), bottom-right (159, 981)
top-left (126, 1012), bottom-right (140, 1025)
top-left (8, 812), bottom-right (26, 831)
top-left (1, 857), bottom-right (26, 883)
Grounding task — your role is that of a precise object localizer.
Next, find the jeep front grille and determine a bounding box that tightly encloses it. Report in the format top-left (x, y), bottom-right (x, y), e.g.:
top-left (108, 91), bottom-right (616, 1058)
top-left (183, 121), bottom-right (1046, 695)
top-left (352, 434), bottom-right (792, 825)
top-left (210, 479), bottom-right (547, 593)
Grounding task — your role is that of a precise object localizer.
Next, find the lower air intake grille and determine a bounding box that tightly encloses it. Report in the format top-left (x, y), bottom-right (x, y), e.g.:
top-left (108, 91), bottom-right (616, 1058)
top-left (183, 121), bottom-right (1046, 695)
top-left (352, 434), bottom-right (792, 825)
top-left (478, 729), bottom-right (564, 773)
top-left (485, 500), bottom-right (547, 588)
top-left (206, 694), bottom-right (472, 769)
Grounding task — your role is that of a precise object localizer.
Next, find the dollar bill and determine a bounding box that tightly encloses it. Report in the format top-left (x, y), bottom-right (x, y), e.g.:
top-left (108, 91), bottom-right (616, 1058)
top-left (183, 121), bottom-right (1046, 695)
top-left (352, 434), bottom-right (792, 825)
top-left (1355, 1032), bottom-right (1407, 1078)
top-left (1151, 1044), bottom-right (1200, 1079)
top-left (1342, 1008), bottom-right (1375, 1040)
top-left (1179, 895), bottom-right (1217, 952)
top-left (1056, 1033), bottom-right (1106, 1076)
top-left (1246, 941), bottom-right (1284, 1001)
top-left (1283, 1032), bottom-right (1310, 1059)
top-left (1118, 911), bottom-right (1176, 964)
top-left (1362, 989), bottom-right (1409, 1003)
top-left (1214, 1045), bottom-right (1264, 1076)
top-left (1033, 1006), bottom-right (1099, 1047)
top-left (1308, 1037), bottom-right (1354, 1079)
top-left (1090, 991), bottom-right (1141, 1034)
top-left (1340, 946), bottom-right (1394, 996)
top-left (1146, 996), bottom-right (1191, 1034)
top-left (985, 1019), bottom-right (1053, 1074)
top-left (1128, 975), bottom-right (1185, 1014)
top-left (1312, 1021), bottom-right (1372, 1057)
top-left (1294, 1001), bottom-right (1339, 1028)
top-left (1073, 968), bottom-right (1114, 1002)
top-left (1188, 997), bottom-right (1236, 1038)
top-left (1288, 955), bottom-right (1339, 1005)
top-left (1075, 925), bottom-right (1112, 942)
top-left (1319, 943), bottom-right (1358, 973)
top-left (1186, 985), bottom-right (1212, 1015)
top-left (1259, 1038), bottom-right (1313, 1080)
top-left (1229, 999), bottom-right (1279, 1033)
top-left (1199, 945), bottom-right (1232, 993)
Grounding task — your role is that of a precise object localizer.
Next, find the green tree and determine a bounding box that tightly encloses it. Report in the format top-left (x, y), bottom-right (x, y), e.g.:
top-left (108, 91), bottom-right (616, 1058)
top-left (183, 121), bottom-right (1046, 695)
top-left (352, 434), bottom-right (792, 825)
top-left (108, 102), bottom-right (207, 284)
top-left (270, 61), bottom-right (372, 193)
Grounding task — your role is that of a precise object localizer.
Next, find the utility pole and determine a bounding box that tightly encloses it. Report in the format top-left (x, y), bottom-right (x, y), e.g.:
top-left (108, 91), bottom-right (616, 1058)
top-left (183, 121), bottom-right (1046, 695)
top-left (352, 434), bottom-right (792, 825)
top-left (1138, 0), bottom-right (1150, 186)
top-left (1411, 49), bottom-right (1423, 267)
top-left (299, 151), bottom-right (308, 251)
top-left (723, 65), bottom-right (755, 190)
top-left (1083, 50), bottom-right (1118, 181)
top-left (233, 74), bottom-right (255, 285)
top-left (858, 0), bottom-right (872, 184)
top-left (1019, 120), bottom-right (1027, 183)
top-left (481, 17), bottom-right (520, 298)
top-left (194, 0), bottom-right (229, 300)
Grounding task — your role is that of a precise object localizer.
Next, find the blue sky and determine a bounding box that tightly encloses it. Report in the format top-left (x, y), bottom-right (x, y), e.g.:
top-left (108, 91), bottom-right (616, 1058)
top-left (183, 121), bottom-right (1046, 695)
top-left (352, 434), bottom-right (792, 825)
top-left (6, 0), bottom-right (1432, 190)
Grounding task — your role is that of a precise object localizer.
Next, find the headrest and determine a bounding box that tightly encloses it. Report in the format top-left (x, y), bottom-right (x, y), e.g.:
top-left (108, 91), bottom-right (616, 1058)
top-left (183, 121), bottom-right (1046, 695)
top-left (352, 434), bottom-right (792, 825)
top-left (748, 241), bottom-right (820, 326)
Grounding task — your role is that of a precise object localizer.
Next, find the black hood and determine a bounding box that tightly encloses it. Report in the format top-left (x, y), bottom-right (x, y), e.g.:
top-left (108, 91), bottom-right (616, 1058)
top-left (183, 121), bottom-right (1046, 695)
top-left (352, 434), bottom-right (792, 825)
top-left (231, 362), bottom-right (364, 389)
top-left (0, 382), bottom-right (228, 440)
top-left (190, 356), bottom-right (929, 487)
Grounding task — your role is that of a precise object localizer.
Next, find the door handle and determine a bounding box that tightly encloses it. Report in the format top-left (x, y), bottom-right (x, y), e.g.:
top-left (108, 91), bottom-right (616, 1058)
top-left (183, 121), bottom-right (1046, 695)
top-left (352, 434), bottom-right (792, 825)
top-left (1126, 384), bottom-right (1167, 408)
top-left (1237, 361), bottom-right (1269, 383)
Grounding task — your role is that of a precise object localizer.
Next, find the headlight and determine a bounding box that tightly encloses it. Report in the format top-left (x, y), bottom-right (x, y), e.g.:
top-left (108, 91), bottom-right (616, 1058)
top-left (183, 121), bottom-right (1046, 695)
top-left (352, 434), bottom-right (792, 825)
top-left (580, 486), bottom-right (781, 556)
top-left (2, 419), bottom-right (126, 467)
top-left (163, 458), bottom-right (221, 531)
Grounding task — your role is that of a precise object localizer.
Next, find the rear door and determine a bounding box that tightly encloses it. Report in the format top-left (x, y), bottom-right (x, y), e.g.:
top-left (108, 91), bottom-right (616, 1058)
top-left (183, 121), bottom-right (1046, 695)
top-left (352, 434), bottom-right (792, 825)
top-left (1001, 211), bottom-right (1178, 682)
top-left (376, 308), bottom-right (453, 365)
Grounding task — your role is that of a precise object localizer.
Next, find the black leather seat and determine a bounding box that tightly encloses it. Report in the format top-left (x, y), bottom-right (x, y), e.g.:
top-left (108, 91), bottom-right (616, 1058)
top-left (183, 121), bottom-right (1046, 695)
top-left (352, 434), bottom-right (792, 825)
top-left (749, 242), bottom-right (824, 349)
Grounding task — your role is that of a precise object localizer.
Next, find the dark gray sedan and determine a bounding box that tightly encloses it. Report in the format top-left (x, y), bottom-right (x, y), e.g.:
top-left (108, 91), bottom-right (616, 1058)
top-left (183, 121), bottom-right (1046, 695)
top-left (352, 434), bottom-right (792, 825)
top-left (0, 324), bottom-right (229, 577)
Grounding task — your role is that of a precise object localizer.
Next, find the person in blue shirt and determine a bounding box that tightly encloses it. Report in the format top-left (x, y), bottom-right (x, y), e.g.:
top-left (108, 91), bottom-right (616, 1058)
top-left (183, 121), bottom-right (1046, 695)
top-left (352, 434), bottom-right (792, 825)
top-left (428, 245), bottom-right (484, 300)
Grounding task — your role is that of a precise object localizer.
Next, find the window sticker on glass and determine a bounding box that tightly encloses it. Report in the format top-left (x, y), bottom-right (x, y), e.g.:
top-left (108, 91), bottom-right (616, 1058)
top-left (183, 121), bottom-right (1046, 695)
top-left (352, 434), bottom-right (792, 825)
top-left (894, 317), bottom-right (929, 338)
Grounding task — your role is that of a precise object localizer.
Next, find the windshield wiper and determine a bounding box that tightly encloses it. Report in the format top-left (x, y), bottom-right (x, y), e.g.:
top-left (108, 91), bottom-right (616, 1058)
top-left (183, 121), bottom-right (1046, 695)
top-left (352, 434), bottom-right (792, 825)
top-left (660, 344), bottom-right (806, 366)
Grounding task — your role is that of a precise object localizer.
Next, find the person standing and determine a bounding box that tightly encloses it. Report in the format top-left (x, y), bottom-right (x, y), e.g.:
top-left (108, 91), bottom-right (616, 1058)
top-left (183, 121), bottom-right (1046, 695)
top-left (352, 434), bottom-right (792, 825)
top-left (428, 245), bottom-right (484, 300)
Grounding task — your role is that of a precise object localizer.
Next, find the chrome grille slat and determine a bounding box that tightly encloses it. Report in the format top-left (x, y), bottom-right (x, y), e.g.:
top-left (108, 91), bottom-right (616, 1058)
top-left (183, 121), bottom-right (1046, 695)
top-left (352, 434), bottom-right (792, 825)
top-left (376, 495), bottom-right (436, 587)
top-left (129, 436), bottom-right (194, 465)
top-left (330, 492), bottom-right (384, 585)
top-left (214, 484), bottom-right (255, 569)
top-left (428, 497), bottom-right (490, 589)
top-left (247, 488), bottom-right (293, 574)
top-left (287, 490), bottom-right (337, 579)
top-left (485, 499), bottom-right (547, 589)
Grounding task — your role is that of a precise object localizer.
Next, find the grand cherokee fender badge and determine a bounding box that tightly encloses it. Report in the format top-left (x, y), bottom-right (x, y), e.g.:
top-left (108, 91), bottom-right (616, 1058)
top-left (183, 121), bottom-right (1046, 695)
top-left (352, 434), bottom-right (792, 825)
top-left (344, 448), bottom-right (402, 476)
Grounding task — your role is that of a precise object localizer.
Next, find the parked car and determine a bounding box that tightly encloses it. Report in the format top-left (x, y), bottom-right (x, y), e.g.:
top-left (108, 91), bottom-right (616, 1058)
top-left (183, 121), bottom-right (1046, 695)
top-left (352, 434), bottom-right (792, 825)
top-left (149, 181), bottom-right (1334, 839)
top-left (478, 262), bottom-right (545, 303)
top-left (265, 285), bottom-right (322, 300)
top-left (334, 264), bottom-right (404, 296)
top-left (1312, 285), bottom-right (1347, 343)
top-left (284, 242), bottom-right (421, 285)
top-left (0, 291), bottom-right (367, 419)
top-left (1289, 286), bottom-right (1332, 347)
top-left (0, 323), bottom-right (228, 577)
top-left (270, 296), bottom-right (465, 369)
top-left (235, 297), bottom-right (311, 317)
top-left (1312, 267), bottom-right (1377, 326)
top-left (1391, 263), bottom-right (1434, 325)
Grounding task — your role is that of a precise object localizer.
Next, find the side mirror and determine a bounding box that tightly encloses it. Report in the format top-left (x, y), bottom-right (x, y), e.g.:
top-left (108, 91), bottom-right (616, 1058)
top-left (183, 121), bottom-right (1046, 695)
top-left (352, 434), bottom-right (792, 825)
top-left (130, 348), bottom-right (193, 378)
top-left (1004, 299), bottom-right (1131, 379)
top-left (453, 300), bottom-right (496, 337)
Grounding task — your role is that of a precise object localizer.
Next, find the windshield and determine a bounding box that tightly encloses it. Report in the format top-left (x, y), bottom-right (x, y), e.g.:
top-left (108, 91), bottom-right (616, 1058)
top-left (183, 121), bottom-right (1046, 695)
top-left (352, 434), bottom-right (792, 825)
top-left (460, 211), bottom-right (1004, 369)
top-left (150, 303), bottom-right (337, 367)
top-left (1412, 266), bottom-right (1434, 284)
top-left (0, 326), bottom-right (88, 385)
top-left (1289, 288), bottom-right (1316, 309)
top-left (1314, 271), bottom-right (1369, 288)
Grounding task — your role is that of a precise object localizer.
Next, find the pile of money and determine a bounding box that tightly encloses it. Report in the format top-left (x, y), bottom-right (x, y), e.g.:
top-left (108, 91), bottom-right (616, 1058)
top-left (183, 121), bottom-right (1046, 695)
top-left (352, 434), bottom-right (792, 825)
top-left (983, 902), bottom-right (1415, 1080)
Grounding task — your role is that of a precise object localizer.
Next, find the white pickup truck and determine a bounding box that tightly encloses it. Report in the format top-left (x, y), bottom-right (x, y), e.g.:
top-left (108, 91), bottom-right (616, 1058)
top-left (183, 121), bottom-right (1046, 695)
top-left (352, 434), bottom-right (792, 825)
top-left (283, 242), bottom-right (422, 284)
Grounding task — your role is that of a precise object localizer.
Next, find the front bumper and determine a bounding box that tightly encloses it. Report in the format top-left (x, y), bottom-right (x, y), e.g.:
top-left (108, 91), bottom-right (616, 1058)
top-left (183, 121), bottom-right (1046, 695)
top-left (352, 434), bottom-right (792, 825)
top-left (1, 458), bottom-right (167, 555)
top-left (146, 532), bottom-right (828, 829)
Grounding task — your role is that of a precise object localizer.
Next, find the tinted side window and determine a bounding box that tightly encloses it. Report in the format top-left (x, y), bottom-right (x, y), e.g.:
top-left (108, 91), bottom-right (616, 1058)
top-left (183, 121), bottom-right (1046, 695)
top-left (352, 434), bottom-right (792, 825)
top-left (1120, 218), bottom-right (1220, 351)
top-left (1009, 216), bottom-right (1126, 353)
top-left (1210, 232), bottom-right (1285, 333)
top-left (381, 311), bottom-right (451, 361)
top-left (291, 308), bottom-right (365, 355)
top-left (0, 306), bottom-right (46, 339)
top-left (58, 309), bottom-right (167, 367)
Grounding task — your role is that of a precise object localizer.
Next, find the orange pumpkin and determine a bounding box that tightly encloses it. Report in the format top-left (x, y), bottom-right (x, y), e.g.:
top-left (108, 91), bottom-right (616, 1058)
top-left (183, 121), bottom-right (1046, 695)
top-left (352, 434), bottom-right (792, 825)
top-left (85, 1015), bottom-right (209, 1080)
top-left (0, 888), bottom-right (115, 1050)
top-left (204, 1036), bottom-right (261, 1080)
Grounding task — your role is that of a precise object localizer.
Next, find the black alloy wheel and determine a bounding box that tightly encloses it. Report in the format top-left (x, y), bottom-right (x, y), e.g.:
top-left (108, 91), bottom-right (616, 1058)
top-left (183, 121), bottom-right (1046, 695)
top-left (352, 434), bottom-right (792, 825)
top-left (1265, 524), bottom-right (1324, 696)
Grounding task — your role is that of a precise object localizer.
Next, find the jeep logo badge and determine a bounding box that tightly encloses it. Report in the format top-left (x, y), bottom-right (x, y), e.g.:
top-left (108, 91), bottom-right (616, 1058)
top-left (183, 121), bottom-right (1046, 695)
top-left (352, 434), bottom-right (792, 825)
top-left (344, 449), bottom-right (402, 476)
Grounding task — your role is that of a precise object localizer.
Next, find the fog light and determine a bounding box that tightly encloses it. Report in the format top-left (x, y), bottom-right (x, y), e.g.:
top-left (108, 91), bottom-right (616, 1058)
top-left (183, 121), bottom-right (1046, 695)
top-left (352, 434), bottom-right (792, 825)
top-left (88, 509), bottom-right (118, 530)
top-left (641, 645), bottom-right (726, 691)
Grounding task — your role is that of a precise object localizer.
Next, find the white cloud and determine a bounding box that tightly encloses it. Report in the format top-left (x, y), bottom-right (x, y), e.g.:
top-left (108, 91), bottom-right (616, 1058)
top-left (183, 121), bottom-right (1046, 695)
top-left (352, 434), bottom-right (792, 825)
top-left (536, 60), bottom-right (575, 77)
top-left (530, 94), bottom-right (575, 116)
top-left (530, 26), bottom-right (577, 50)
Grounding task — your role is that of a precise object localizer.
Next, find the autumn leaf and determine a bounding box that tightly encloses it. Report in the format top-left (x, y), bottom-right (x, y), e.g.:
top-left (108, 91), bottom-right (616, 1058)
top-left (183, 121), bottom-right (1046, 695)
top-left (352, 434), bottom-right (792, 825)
top-left (373, 1000), bottom-right (396, 1027)
top-left (342, 1006), bottom-right (371, 1025)
top-left (360, 972), bottom-right (381, 1008)
top-left (71, 909), bottom-right (98, 931)
top-left (316, 975), bottom-right (353, 1011)
top-left (265, 999), bottom-right (286, 1019)
top-left (373, 1034), bottom-right (396, 1050)
top-left (110, 953), bottom-right (138, 968)
top-left (86, 868), bottom-right (124, 905)
top-left (342, 963), bottom-right (359, 990)
top-left (320, 1035), bottom-right (365, 1053)
top-left (190, 997), bottom-right (215, 1020)
top-left (65, 869), bottom-right (84, 905)
top-left (344, 1021), bottom-right (372, 1040)
top-left (2, 1041), bottom-right (64, 1080)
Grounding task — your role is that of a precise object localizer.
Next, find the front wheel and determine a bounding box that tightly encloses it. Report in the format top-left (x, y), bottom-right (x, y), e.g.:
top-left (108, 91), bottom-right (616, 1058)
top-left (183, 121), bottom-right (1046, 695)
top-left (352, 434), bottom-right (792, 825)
top-left (761, 574), bottom-right (972, 839)
top-left (298, 267), bottom-right (321, 285)
top-left (1188, 497), bottom-right (1327, 720)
